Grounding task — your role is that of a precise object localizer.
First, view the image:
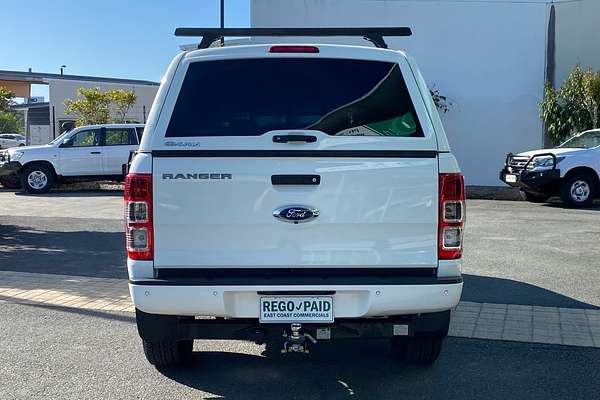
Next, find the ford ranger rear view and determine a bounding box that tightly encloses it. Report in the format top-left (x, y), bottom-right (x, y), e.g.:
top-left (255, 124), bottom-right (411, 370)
top-left (126, 28), bottom-right (465, 367)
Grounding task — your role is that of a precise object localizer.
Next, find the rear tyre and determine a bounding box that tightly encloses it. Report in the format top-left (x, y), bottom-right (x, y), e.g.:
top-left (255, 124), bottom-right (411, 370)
top-left (392, 336), bottom-right (443, 365)
top-left (142, 339), bottom-right (193, 367)
top-left (560, 173), bottom-right (597, 208)
top-left (0, 176), bottom-right (21, 189)
top-left (521, 191), bottom-right (549, 203)
top-left (20, 163), bottom-right (55, 194)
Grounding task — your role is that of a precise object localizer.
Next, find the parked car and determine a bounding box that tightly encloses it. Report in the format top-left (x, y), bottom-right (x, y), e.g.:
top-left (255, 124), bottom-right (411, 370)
top-left (500, 129), bottom-right (600, 208)
top-left (0, 124), bottom-right (144, 193)
top-left (127, 27), bottom-right (465, 367)
top-left (0, 133), bottom-right (26, 149)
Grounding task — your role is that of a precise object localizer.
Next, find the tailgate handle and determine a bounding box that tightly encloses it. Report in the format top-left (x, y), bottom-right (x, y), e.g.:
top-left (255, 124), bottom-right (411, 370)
top-left (271, 175), bottom-right (320, 185)
top-left (273, 135), bottom-right (317, 143)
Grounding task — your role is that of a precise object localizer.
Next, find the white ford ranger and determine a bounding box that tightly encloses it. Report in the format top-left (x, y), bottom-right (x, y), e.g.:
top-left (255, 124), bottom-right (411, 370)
top-left (0, 124), bottom-right (144, 193)
top-left (500, 129), bottom-right (600, 208)
top-left (126, 28), bottom-right (464, 367)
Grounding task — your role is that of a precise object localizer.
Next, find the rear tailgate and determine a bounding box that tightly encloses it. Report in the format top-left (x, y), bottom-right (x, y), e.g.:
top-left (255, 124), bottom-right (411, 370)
top-left (150, 45), bottom-right (439, 270)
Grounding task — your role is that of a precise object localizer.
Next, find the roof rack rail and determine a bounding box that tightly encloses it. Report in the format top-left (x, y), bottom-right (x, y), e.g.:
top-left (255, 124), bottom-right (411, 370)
top-left (174, 27), bottom-right (412, 49)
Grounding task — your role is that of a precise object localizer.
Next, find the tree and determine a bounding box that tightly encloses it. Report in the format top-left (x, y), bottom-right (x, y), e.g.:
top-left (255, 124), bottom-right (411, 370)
top-left (64, 87), bottom-right (137, 126)
top-left (540, 65), bottom-right (600, 145)
top-left (0, 87), bottom-right (22, 133)
top-left (108, 90), bottom-right (137, 123)
top-left (0, 111), bottom-right (21, 133)
top-left (0, 86), bottom-right (16, 112)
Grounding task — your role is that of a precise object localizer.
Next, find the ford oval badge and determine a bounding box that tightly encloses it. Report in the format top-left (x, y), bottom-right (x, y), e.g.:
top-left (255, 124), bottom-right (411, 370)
top-left (273, 205), bottom-right (320, 224)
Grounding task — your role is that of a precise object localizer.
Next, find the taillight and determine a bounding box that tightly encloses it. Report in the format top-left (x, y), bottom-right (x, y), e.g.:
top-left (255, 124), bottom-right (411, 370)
top-left (125, 173), bottom-right (153, 261)
top-left (269, 45), bottom-right (320, 53)
top-left (438, 173), bottom-right (465, 260)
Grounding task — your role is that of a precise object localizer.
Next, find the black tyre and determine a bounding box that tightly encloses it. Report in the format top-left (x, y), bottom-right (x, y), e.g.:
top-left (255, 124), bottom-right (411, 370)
top-left (20, 163), bottom-right (55, 194)
top-left (560, 173), bottom-right (597, 208)
top-left (0, 176), bottom-right (21, 189)
top-left (392, 336), bottom-right (443, 365)
top-left (142, 339), bottom-right (193, 367)
top-left (521, 191), bottom-right (549, 203)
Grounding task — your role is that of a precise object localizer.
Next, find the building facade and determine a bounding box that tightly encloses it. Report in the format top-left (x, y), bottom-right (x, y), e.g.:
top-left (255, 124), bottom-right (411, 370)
top-left (1, 70), bottom-right (159, 145)
top-left (251, 0), bottom-right (600, 186)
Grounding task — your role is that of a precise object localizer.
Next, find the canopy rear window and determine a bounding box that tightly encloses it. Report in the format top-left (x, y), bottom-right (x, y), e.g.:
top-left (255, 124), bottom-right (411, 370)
top-left (166, 58), bottom-right (424, 138)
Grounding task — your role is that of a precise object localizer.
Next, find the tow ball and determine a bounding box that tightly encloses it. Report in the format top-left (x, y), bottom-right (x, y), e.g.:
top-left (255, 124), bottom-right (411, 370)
top-left (281, 323), bottom-right (317, 354)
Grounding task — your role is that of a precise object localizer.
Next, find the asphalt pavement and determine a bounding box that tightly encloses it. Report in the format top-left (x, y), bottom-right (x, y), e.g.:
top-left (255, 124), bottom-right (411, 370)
top-left (1, 189), bottom-right (600, 399)
top-left (1, 301), bottom-right (599, 400)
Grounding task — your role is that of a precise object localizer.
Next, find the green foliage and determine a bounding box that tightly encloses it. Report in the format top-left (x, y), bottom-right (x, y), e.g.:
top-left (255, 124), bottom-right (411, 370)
top-left (108, 90), bottom-right (137, 123)
top-left (0, 87), bottom-right (22, 133)
top-left (64, 87), bottom-right (137, 126)
top-left (0, 86), bottom-right (16, 112)
top-left (540, 65), bottom-right (600, 145)
top-left (0, 111), bottom-right (21, 133)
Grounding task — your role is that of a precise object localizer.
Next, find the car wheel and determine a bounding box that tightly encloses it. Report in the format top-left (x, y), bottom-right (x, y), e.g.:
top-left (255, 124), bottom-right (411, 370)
top-left (521, 191), bottom-right (550, 203)
top-left (560, 173), bottom-right (597, 208)
top-left (20, 164), bottom-right (55, 194)
top-left (142, 339), bottom-right (193, 367)
top-left (392, 336), bottom-right (443, 365)
top-left (0, 176), bottom-right (22, 189)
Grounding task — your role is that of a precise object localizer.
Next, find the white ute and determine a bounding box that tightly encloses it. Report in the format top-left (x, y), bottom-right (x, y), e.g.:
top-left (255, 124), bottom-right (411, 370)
top-left (126, 28), bottom-right (465, 367)
top-left (500, 129), bottom-right (600, 208)
top-left (0, 124), bottom-right (144, 193)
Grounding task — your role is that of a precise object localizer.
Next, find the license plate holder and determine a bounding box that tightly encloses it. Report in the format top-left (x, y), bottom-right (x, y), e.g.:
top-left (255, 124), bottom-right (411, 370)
top-left (259, 296), bottom-right (334, 323)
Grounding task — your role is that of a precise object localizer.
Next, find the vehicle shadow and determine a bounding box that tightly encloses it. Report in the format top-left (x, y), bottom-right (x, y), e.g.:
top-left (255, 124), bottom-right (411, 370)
top-left (156, 338), bottom-right (600, 400)
top-left (0, 223), bottom-right (126, 279)
top-left (462, 274), bottom-right (599, 309)
top-left (12, 190), bottom-right (123, 198)
top-left (540, 201), bottom-right (600, 211)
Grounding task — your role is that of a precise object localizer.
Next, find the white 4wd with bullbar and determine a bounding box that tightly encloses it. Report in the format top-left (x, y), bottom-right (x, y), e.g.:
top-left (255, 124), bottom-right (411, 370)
top-left (0, 124), bottom-right (143, 193)
top-left (500, 129), bottom-right (600, 208)
top-left (126, 27), bottom-right (465, 367)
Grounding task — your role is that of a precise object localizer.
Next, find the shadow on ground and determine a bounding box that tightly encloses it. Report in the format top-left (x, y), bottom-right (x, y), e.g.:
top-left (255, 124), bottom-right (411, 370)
top-left (0, 223), bottom-right (126, 279)
top-left (155, 338), bottom-right (600, 400)
top-left (462, 274), bottom-right (599, 309)
top-left (12, 190), bottom-right (123, 198)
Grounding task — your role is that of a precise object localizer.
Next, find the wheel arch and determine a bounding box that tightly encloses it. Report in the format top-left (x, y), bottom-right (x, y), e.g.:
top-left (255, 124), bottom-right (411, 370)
top-left (562, 166), bottom-right (600, 198)
top-left (562, 166), bottom-right (600, 185)
top-left (20, 160), bottom-right (58, 179)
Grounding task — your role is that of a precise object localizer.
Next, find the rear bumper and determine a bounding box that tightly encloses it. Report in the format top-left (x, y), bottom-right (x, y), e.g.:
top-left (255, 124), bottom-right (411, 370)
top-left (0, 161), bottom-right (21, 177)
top-left (129, 280), bottom-right (463, 318)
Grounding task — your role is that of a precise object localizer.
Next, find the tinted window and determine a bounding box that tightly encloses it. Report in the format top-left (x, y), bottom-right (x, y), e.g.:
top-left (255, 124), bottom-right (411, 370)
top-left (166, 58), bottom-right (423, 138)
top-left (105, 128), bottom-right (137, 146)
top-left (135, 126), bottom-right (144, 142)
top-left (70, 129), bottom-right (101, 147)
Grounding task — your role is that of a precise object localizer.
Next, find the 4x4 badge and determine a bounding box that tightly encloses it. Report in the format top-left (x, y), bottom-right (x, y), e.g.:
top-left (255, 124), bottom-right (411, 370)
top-left (273, 205), bottom-right (320, 224)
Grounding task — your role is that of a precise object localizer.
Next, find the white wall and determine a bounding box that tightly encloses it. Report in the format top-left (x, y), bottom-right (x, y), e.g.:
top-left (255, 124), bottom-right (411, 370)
top-left (47, 79), bottom-right (158, 138)
top-left (554, 0), bottom-right (600, 87)
top-left (252, 0), bottom-right (550, 186)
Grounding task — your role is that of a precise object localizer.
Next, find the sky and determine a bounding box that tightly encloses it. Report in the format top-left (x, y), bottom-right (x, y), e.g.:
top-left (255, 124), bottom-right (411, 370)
top-left (1, 0), bottom-right (250, 96)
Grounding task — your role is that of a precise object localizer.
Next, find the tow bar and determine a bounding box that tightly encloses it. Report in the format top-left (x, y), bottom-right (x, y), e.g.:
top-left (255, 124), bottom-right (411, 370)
top-left (281, 323), bottom-right (317, 354)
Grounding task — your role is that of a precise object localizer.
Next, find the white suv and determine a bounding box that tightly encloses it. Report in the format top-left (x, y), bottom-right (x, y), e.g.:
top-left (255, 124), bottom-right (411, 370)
top-left (126, 28), bottom-right (464, 367)
top-left (0, 133), bottom-right (26, 149)
top-left (500, 129), bottom-right (600, 208)
top-left (0, 124), bottom-right (143, 193)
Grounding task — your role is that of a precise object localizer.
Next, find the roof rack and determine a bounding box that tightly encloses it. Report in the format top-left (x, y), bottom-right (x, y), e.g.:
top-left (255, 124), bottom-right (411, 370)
top-left (174, 27), bottom-right (412, 49)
